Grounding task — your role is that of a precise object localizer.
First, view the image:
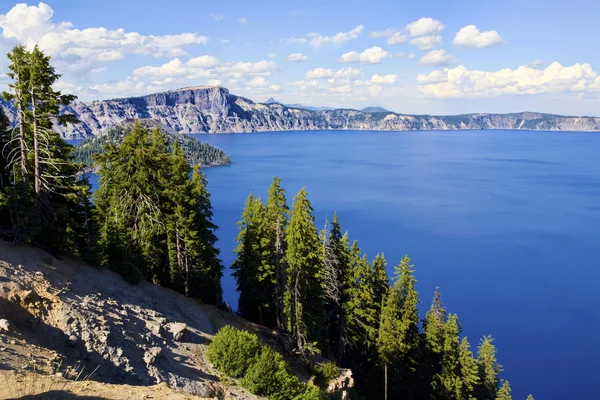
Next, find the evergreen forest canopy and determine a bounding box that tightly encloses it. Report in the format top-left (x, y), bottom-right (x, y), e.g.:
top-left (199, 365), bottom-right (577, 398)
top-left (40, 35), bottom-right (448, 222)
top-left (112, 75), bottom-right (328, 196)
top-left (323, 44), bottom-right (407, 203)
top-left (231, 180), bottom-right (535, 399)
top-left (72, 119), bottom-right (231, 171)
top-left (0, 45), bottom-right (533, 399)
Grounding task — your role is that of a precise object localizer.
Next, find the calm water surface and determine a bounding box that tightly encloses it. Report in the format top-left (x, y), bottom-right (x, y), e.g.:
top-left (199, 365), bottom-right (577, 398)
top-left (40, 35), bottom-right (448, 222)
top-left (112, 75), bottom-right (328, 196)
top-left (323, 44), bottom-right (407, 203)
top-left (77, 129), bottom-right (600, 399)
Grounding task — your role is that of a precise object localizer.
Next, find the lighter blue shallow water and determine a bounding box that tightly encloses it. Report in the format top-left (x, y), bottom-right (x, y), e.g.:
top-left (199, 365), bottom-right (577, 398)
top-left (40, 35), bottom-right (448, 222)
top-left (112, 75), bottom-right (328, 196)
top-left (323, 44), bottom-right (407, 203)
top-left (75, 129), bottom-right (600, 399)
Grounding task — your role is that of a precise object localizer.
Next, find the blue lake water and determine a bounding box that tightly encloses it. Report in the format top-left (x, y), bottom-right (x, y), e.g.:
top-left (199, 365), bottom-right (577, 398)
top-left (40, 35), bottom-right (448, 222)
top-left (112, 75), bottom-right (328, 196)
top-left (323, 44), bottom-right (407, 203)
top-left (75, 129), bottom-right (600, 399)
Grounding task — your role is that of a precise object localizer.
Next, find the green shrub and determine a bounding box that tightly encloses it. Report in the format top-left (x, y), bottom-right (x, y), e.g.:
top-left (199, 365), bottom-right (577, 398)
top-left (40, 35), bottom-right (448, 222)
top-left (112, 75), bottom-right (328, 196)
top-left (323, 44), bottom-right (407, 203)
top-left (314, 361), bottom-right (339, 387)
top-left (242, 347), bottom-right (303, 400)
top-left (206, 325), bottom-right (263, 378)
top-left (293, 383), bottom-right (326, 400)
top-left (208, 325), bottom-right (326, 400)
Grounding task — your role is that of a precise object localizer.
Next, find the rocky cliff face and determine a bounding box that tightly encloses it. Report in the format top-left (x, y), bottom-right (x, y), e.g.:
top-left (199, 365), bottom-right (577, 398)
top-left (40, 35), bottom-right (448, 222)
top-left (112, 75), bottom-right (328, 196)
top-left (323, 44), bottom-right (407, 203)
top-left (2, 86), bottom-right (600, 138)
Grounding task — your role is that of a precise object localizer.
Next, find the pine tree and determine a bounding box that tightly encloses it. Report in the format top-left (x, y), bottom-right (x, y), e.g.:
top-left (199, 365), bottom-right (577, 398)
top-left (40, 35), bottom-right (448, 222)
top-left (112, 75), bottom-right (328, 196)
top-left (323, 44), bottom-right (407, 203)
top-left (188, 166), bottom-right (223, 305)
top-left (1, 45), bottom-right (88, 255)
top-left (440, 314), bottom-right (462, 399)
top-left (378, 255), bottom-right (421, 400)
top-left (321, 213), bottom-right (350, 360)
top-left (260, 177), bottom-right (289, 328)
top-left (284, 187), bottom-right (324, 353)
top-left (496, 380), bottom-right (512, 400)
top-left (425, 287), bottom-right (447, 398)
top-left (475, 336), bottom-right (502, 400)
top-left (525, 395), bottom-right (535, 400)
top-left (95, 123), bottom-right (171, 283)
top-left (458, 337), bottom-right (479, 400)
top-left (232, 193), bottom-right (266, 322)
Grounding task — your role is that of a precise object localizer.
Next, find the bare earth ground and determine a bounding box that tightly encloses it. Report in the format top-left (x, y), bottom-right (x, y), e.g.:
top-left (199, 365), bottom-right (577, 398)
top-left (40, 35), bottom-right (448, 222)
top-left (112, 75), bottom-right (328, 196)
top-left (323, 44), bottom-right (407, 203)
top-left (0, 240), bottom-right (268, 400)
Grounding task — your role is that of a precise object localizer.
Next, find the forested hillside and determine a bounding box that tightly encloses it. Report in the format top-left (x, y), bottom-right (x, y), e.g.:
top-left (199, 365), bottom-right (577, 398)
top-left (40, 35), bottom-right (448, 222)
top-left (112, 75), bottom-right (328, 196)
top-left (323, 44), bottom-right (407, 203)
top-left (72, 119), bottom-right (231, 171)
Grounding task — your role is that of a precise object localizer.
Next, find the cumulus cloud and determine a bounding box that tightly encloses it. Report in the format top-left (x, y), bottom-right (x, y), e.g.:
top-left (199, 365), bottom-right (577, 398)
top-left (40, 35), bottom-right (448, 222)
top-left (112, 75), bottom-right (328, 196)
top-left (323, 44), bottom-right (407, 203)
top-left (417, 62), bottom-right (600, 98)
top-left (369, 74), bottom-right (399, 85)
top-left (238, 17), bottom-right (247, 23)
top-left (288, 25), bottom-right (364, 48)
top-left (387, 32), bottom-right (408, 45)
top-left (210, 13), bottom-right (224, 21)
top-left (397, 52), bottom-right (417, 59)
top-left (453, 25), bottom-right (505, 48)
top-left (133, 57), bottom-right (278, 83)
top-left (367, 28), bottom-right (407, 45)
top-left (339, 46), bottom-right (392, 64)
top-left (406, 18), bottom-right (445, 37)
top-left (368, 28), bottom-right (397, 38)
top-left (418, 50), bottom-right (456, 66)
top-left (287, 53), bottom-right (309, 62)
top-left (305, 68), bottom-right (334, 79)
top-left (409, 35), bottom-right (442, 50)
top-left (0, 2), bottom-right (208, 76)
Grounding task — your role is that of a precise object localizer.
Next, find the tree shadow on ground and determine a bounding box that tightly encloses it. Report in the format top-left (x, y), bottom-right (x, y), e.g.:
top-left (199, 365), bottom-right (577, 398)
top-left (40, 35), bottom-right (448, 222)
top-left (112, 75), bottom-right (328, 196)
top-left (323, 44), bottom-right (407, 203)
top-left (10, 391), bottom-right (106, 400)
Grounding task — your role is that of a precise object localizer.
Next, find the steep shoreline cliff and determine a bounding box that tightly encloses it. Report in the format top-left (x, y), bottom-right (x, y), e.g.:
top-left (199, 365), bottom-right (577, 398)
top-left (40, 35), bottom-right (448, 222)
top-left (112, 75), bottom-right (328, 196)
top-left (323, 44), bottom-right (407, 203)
top-left (2, 86), bottom-right (599, 138)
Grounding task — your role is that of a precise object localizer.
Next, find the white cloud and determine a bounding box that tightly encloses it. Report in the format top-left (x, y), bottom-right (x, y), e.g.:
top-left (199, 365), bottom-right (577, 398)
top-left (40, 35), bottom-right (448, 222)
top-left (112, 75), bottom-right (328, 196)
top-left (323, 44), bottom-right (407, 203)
top-left (406, 18), bottom-right (445, 37)
top-left (133, 57), bottom-right (278, 82)
top-left (418, 49), bottom-right (456, 66)
top-left (339, 46), bottom-right (392, 64)
top-left (369, 74), bottom-right (399, 85)
top-left (453, 25), bottom-right (505, 48)
top-left (0, 2), bottom-right (208, 75)
top-left (417, 62), bottom-right (600, 98)
top-left (247, 76), bottom-right (270, 87)
top-left (210, 13), bottom-right (224, 21)
top-left (289, 25), bottom-right (364, 48)
top-left (305, 68), bottom-right (334, 79)
top-left (269, 53), bottom-right (277, 59)
top-left (388, 32), bottom-right (408, 45)
top-left (397, 52), bottom-right (417, 59)
top-left (369, 28), bottom-right (397, 38)
top-left (288, 37), bottom-right (308, 44)
top-left (207, 79), bottom-right (222, 86)
top-left (221, 39), bottom-right (229, 44)
top-left (409, 35), bottom-right (442, 50)
top-left (238, 17), bottom-right (247, 23)
top-left (287, 53), bottom-right (309, 62)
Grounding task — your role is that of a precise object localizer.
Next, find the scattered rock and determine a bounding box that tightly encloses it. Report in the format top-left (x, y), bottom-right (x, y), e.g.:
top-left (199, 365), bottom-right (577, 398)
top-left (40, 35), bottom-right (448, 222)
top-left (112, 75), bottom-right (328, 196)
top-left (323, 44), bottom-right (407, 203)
top-left (68, 335), bottom-right (79, 346)
top-left (170, 323), bottom-right (187, 342)
top-left (143, 347), bottom-right (162, 366)
top-left (0, 319), bottom-right (10, 332)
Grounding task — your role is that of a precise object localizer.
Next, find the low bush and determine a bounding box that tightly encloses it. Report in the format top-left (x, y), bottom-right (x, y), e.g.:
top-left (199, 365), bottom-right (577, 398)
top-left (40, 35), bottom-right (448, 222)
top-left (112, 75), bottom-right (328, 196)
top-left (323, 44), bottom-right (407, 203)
top-left (314, 361), bottom-right (339, 387)
top-left (207, 325), bottom-right (326, 400)
top-left (206, 325), bottom-right (263, 378)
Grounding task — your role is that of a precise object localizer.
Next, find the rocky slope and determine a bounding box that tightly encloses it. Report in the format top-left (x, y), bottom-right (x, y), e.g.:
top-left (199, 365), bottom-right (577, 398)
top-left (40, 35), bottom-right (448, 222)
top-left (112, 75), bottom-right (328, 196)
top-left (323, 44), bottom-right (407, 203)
top-left (0, 240), bottom-right (272, 399)
top-left (2, 86), bottom-right (600, 138)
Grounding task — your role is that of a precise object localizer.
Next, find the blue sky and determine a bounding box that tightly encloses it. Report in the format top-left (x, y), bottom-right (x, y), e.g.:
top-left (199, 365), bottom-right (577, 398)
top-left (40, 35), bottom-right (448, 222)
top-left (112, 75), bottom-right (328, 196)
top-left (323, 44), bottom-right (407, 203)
top-left (1, 0), bottom-right (600, 115)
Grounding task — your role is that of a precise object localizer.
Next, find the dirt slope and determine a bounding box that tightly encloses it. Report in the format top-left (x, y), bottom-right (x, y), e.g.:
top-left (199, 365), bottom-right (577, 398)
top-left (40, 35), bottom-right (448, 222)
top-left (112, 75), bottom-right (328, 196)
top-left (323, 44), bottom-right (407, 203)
top-left (0, 240), bottom-right (266, 399)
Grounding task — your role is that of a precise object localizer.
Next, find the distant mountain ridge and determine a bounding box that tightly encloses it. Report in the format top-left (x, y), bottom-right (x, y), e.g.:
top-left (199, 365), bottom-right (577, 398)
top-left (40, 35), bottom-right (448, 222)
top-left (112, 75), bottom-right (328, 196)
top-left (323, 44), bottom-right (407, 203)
top-left (1, 86), bottom-right (599, 138)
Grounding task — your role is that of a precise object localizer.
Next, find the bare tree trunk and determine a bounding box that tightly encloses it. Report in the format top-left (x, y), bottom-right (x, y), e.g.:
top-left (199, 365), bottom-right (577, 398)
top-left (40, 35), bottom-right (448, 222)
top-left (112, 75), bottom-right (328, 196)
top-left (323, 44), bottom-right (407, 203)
top-left (274, 217), bottom-right (285, 330)
top-left (16, 89), bottom-right (27, 182)
top-left (30, 89), bottom-right (40, 195)
top-left (385, 363), bottom-right (388, 400)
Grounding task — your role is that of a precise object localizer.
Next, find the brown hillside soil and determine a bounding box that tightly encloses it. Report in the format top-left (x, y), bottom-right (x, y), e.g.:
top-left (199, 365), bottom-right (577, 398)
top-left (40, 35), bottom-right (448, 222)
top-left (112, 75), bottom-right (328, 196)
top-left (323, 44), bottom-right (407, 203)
top-left (0, 240), bottom-right (264, 399)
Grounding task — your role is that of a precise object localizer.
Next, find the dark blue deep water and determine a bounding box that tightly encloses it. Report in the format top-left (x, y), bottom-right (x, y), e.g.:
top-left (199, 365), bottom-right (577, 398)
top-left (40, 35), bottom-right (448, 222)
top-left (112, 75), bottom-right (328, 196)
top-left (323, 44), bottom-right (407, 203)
top-left (75, 129), bottom-right (600, 399)
top-left (194, 130), bottom-right (599, 400)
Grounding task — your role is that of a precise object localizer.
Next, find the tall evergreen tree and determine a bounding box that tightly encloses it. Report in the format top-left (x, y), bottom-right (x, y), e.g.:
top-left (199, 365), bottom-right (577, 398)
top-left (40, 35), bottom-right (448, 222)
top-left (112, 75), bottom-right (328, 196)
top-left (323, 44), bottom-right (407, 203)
top-left (232, 193), bottom-right (266, 322)
top-left (458, 337), bottom-right (480, 400)
top-left (1, 45), bottom-right (89, 255)
top-left (425, 287), bottom-right (448, 398)
top-left (260, 177), bottom-right (289, 328)
top-left (321, 213), bottom-right (350, 360)
top-left (378, 255), bottom-right (422, 400)
top-left (188, 166), bottom-right (223, 305)
top-left (475, 336), bottom-right (502, 400)
top-left (284, 187), bottom-right (324, 353)
top-left (95, 124), bottom-right (171, 283)
top-left (440, 314), bottom-right (462, 399)
top-left (496, 380), bottom-right (512, 400)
